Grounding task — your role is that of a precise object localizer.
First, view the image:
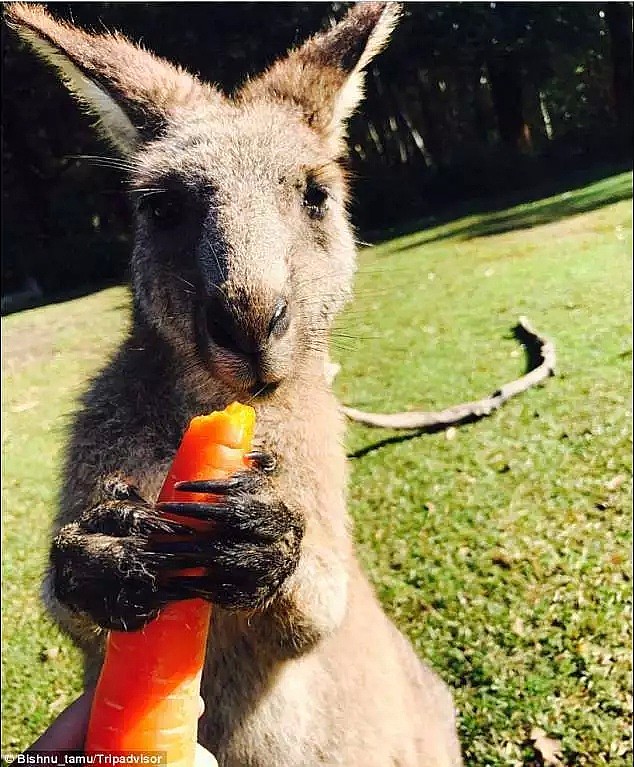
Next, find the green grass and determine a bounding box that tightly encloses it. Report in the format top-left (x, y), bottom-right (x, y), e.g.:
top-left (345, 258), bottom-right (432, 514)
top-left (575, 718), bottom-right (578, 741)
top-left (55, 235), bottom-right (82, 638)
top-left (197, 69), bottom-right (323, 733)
top-left (2, 171), bottom-right (632, 764)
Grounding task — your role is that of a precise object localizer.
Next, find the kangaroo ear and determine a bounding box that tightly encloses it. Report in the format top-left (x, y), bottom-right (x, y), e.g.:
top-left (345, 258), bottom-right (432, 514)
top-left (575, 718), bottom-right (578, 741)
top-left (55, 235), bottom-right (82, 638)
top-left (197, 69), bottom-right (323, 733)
top-left (240, 2), bottom-right (400, 152)
top-left (4, 3), bottom-right (216, 154)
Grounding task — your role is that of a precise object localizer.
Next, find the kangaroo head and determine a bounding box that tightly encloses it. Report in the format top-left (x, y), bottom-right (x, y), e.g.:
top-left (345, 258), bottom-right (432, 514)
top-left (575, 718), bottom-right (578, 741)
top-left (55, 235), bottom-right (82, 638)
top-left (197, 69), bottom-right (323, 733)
top-left (6, 3), bottom-right (400, 399)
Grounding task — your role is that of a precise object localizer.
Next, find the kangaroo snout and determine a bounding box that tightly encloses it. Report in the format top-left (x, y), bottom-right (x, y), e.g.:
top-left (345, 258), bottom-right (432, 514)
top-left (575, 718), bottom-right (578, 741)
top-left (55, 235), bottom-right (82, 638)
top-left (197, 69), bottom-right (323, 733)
top-left (201, 286), bottom-right (293, 394)
top-left (205, 292), bottom-right (289, 354)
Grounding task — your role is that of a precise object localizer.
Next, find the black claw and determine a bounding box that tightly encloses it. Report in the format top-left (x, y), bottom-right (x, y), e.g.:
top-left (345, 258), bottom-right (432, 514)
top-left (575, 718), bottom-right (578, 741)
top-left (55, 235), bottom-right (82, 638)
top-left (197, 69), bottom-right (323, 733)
top-left (136, 512), bottom-right (195, 537)
top-left (148, 539), bottom-right (209, 560)
top-left (158, 499), bottom-right (284, 542)
top-left (174, 473), bottom-right (258, 495)
top-left (245, 451), bottom-right (277, 473)
top-left (156, 501), bottom-right (230, 521)
top-left (174, 477), bottom-right (239, 494)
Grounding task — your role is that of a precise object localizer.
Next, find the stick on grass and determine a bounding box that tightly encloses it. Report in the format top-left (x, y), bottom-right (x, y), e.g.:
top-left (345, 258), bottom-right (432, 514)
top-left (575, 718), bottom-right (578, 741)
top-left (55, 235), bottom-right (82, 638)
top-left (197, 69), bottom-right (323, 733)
top-left (339, 317), bottom-right (556, 430)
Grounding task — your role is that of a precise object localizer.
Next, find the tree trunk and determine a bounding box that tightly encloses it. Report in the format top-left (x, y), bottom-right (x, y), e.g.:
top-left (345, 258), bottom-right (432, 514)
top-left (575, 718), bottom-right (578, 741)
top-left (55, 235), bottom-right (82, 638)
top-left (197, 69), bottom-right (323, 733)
top-left (1, 103), bottom-right (50, 293)
top-left (486, 50), bottom-right (532, 152)
top-left (415, 69), bottom-right (446, 166)
top-left (472, 64), bottom-right (496, 146)
top-left (605, 3), bottom-right (633, 141)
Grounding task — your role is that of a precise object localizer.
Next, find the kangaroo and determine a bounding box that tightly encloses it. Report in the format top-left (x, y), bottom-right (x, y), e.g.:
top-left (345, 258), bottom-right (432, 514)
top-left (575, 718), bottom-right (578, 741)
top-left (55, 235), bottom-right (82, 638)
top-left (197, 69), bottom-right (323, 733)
top-left (6, 4), bottom-right (463, 765)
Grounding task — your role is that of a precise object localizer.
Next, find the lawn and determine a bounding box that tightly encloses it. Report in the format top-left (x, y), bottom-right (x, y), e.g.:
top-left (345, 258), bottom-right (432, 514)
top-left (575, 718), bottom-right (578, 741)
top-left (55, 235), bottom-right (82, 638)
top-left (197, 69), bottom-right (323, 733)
top-left (2, 171), bottom-right (632, 765)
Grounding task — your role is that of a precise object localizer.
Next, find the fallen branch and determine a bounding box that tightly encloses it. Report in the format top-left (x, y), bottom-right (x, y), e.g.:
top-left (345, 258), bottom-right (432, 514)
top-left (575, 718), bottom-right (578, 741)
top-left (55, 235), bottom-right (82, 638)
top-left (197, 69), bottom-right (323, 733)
top-left (339, 317), bottom-right (555, 430)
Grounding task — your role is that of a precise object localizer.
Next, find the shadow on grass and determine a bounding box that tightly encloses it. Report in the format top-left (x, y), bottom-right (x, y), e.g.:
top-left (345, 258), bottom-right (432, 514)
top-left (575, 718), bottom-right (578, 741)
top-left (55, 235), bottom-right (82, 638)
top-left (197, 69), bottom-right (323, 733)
top-left (369, 162), bottom-right (633, 254)
top-left (347, 429), bottom-right (436, 460)
top-left (346, 408), bottom-right (504, 460)
top-left (1, 280), bottom-right (125, 317)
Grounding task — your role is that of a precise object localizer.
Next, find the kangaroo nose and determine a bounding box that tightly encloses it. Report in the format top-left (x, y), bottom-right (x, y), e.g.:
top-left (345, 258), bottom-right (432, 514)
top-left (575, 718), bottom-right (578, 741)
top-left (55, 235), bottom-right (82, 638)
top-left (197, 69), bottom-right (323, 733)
top-left (268, 297), bottom-right (290, 339)
top-left (205, 294), bottom-right (289, 355)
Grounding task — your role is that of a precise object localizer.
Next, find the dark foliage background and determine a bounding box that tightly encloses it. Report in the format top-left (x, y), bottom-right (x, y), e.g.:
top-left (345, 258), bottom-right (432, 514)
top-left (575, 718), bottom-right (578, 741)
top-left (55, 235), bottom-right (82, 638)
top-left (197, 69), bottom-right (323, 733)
top-left (2, 2), bottom-right (632, 307)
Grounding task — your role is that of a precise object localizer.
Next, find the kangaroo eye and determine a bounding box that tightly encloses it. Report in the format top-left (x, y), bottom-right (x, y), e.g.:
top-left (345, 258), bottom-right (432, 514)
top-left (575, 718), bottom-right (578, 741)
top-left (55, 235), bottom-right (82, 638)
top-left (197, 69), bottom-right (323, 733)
top-left (143, 193), bottom-right (183, 230)
top-left (151, 196), bottom-right (183, 228)
top-left (303, 181), bottom-right (328, 221)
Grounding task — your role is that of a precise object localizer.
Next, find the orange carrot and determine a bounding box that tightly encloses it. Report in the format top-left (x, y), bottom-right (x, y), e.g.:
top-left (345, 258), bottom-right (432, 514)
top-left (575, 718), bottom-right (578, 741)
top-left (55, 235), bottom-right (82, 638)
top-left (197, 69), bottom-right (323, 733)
top-left (85, 401), bottom-right (256, 763)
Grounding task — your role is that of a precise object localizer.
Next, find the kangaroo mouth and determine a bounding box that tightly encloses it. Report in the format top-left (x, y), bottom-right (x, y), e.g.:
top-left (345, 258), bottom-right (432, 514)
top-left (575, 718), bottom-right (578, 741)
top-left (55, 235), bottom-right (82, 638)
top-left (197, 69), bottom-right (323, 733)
top-left (194, 304), bottom-right (286, 397)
